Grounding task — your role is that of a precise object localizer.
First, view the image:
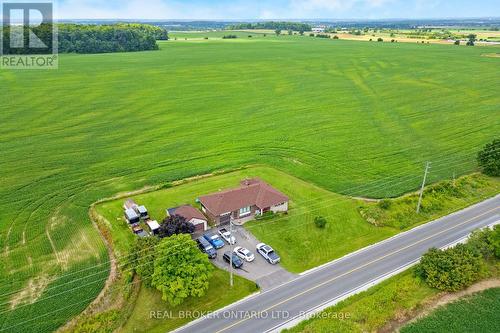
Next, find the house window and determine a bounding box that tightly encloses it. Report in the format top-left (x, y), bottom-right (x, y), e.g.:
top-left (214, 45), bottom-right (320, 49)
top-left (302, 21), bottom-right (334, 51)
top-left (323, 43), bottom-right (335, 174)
top-left (239, 206), bottom-right (251, 216)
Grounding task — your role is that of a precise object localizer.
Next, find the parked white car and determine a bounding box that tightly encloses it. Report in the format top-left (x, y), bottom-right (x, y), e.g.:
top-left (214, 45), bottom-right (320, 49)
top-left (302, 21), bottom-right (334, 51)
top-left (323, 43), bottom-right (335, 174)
top-left (218, 227), bottom-right (236, 244)
top-left (234, 246), bottom-right (255, 262)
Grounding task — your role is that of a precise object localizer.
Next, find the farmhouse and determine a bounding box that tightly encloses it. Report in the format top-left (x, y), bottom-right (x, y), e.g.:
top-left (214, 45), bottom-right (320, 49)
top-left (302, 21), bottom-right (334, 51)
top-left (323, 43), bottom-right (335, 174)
top-left (198, 178), bottom-right (288, 225)
top-left (167, 205), bottom-right (208, 232)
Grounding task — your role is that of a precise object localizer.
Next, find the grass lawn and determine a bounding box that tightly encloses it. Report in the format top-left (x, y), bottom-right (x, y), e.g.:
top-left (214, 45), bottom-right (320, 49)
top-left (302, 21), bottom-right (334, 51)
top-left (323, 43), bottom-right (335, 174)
top-left (95, 166), bottom-right (398, 273)
top-left (2, 32), bottom-right (499, 331)
top-left (401, 288), bottom-right (500, 333)
top-left (359, 173), bottom-right (500, 230)
top-left (121, 269), bottom-right (257, 333)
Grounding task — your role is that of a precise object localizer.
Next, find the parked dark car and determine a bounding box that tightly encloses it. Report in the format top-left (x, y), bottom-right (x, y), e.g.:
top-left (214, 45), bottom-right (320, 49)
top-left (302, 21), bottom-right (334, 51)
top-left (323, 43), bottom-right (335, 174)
top-left (197, 236), bottom-right (217, 259)
top-left (223, 251), bottom-right (243, 269)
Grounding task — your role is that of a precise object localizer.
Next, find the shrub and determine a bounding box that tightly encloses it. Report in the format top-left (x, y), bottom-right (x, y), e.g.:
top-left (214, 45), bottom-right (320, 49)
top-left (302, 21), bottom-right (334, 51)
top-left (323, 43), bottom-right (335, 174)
top-left (415, 244), bottom-right (485, 291)
top-left (222, 35), bottom-right (238, 39)
top-left (454, 40), bottom-right (460, 45)
top-left (377, 37), bottom-right (383, 42)
top-left (477, 139), bottom-right (500, 176)
top-left (314, 216), bottom-right (328, 229)
top-left (378, 199), bottom-right (392, 210)
top-left (256, 211), bottom-right (275, 221)
top-left (333, 35), bottom-right (339, 39)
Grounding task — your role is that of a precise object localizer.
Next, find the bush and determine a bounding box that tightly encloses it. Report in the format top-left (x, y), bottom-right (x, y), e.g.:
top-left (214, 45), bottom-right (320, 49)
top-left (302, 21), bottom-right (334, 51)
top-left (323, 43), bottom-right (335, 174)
top-left (256, 211), bottom-right (275, 221)
top-left (333, 35), bottom-right (339, 39)
top-left (377, 37), bottom-right (383, 42)
top-left (378, 199), bottom-right (392, 210)
top-left (314, 216), bottom-right (328, 229)
top-left (454, 40), bottom-right (460, 45)
top-left (477, 139), bottom-right (500, 176)
top-left (415, 244), bottom-right (485, 291)
top-left (222, 35), bottom-right (238, 39)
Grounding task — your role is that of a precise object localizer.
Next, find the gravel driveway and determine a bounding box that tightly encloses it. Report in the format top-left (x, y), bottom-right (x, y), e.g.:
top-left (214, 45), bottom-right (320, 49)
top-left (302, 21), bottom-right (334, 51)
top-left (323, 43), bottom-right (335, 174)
top-left (211, 225), bottom-right (296, 291)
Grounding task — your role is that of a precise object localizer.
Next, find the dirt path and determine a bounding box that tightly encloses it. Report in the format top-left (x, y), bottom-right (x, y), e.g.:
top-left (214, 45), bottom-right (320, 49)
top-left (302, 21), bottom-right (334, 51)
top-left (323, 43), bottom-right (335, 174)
top-left (380, 278), bottom-right (500, 333)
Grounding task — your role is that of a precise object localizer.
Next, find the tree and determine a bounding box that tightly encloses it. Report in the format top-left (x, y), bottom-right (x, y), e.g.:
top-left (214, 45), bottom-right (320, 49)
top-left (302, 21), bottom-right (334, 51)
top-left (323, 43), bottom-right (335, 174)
top-left (477, 139), bottom-right (500, 176)
top-left (415, 244), bottom-right (484, 291)
top-left (152, 234), bottom-right (213, 306)
top-left (299, 29), bottom-right (305, 36)
top-left (158, 215), bottom-right (195, 238)
top-left (454, 40), bottom-right (460, 45)
top-left (275, 29), bottom-right (282, 36)
top-left (314, 216), bottom-right (327, 229)
top-left (131, 236), bottom-right (160, 287)
top-left (466, 33), bottom-right (476, 46)
top-left (288, 30), bottom-right (293, 35)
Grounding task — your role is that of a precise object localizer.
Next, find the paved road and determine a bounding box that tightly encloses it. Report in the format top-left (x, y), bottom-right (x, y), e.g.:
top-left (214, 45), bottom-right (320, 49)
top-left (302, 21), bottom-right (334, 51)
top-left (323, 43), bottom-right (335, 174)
top-left (174, 195), bottom-right (499, 333)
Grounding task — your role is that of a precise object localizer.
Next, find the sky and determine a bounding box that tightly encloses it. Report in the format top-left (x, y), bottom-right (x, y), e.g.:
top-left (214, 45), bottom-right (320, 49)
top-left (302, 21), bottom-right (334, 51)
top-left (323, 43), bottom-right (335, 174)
top-left (55, 0), bottom-right (500, 20)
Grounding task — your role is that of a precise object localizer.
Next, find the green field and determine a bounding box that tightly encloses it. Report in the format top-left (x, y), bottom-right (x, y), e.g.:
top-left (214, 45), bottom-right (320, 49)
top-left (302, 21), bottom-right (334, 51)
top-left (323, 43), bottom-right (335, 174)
top-left (1, 33), bottom-right (499, 332)
top-left (401, 288), bottom-right (500, 333)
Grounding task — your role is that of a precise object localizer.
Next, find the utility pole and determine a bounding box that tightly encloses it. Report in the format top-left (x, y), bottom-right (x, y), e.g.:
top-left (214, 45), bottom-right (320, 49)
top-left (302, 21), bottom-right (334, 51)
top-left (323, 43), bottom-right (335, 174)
top-left (229, 220), bottom-right (234, 287)
top-left (416, 162), bottom-right (431, 214)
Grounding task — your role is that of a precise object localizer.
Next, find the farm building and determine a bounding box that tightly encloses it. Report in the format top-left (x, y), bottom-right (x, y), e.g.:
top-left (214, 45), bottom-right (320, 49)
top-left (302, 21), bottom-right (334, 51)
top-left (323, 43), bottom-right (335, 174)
top-left (136, 205), bottom-right (149, 220)
top-left (146, 220), bottom-right (161, 235)
top-left (198, 178), bottom-right (288, 225)
top-left (123, 198), bottom-right (137, 210)
top-left (167, 205), bottom-right (208, 232)
top-left (125, 208), bottom-right (140, 224)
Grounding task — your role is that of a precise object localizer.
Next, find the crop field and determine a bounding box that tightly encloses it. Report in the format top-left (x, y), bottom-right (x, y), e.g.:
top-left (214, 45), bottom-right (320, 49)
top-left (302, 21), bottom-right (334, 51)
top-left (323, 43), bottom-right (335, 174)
top-left (1, 34), bottom-right (499, 332)
top-left (401, 288), bottom-right (500, 333)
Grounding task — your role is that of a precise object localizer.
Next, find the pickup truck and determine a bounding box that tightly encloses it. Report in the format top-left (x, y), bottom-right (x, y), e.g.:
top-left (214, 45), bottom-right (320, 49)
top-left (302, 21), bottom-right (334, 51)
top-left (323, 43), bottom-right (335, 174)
top-left (218, 228), bottom-right (236, 245)
top-left (256, 243), bottom-right (280, 264)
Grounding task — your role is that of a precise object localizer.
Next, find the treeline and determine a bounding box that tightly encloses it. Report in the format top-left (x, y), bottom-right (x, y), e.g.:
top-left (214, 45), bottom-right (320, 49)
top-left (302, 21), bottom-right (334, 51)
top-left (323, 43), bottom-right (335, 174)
top-left (2, 23), bottom-right (168, 54)
top-left (229, 21), bottom-right (312, 32)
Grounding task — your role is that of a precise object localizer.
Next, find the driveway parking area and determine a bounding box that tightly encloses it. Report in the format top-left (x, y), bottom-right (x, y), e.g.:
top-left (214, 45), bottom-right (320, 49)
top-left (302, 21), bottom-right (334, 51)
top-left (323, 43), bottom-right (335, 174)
top-left (211, 225), bottom-right (297, 291)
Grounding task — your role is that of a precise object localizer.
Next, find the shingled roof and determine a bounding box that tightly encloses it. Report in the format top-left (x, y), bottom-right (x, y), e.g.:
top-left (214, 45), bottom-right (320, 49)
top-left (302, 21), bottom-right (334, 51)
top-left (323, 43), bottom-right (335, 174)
top-left (199, 178), bottom-right (288, 216)
top-left (168, 205), bottom-right (207, 222)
